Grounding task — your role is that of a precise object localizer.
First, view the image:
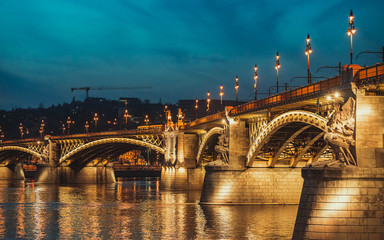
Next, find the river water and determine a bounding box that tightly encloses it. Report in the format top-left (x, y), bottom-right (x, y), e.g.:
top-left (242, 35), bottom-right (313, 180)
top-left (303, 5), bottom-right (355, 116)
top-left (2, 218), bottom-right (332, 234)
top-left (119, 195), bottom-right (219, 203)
top-left (0, 178), bottom-right (298, 239)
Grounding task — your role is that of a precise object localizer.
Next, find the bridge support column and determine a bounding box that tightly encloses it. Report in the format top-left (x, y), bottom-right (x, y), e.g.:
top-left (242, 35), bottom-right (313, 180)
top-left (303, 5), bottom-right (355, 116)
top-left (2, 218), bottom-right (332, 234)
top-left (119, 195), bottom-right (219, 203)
top-left (293, 167), bottom-right (384, 239)
top-left (200, 166), bottom-right (302, 204)
top-left (228, 120), bottom-right (249, 167)
top-left (37, 163), bottom-right (116, 184)
top-left (161, 133), bottom-right (205, 190)
top-left (58, 163), bottom-right (116, 184)
top-left (293, 93), bottom-right (384, 239)
top-left (0, 163), bottom-right (25, 180)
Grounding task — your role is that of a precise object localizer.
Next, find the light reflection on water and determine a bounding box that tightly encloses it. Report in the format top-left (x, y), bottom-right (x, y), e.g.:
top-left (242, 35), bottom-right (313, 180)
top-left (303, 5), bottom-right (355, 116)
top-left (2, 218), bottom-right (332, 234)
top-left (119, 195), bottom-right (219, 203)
top-left (0, 178), bottom-right (297, 239)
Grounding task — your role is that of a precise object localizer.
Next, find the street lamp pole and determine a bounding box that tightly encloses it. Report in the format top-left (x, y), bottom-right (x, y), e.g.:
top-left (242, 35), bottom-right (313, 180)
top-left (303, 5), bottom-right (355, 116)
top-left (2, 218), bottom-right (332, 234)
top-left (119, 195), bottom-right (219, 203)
top-left (219, 84), bottom-right (224, 105)
top-left (124, 109), bottom-right (130, 129)
top-left (254, 64), bottom-right (258, 100)
top-left (275, 52), bottom-right (281, 94)
top-left (207, 91), bottom-right (211, 111)
top-left (235, 76), bottom-right (239, 102)
top-left (347, 10), bottom-right (356, 64)
top-left (93, 113), bottom-right (99, 131)
top-left (305, 34), bottom-right (313, 84)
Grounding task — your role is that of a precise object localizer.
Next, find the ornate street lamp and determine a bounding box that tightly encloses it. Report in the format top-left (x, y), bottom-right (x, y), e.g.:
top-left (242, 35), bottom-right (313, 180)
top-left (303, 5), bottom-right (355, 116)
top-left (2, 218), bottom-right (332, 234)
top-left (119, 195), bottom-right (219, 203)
top-left (124, 109), bottom-right (130, 129)
top-left (207, 91), bottom-right (211, 111)
top-left (275, 52), bottom-right (281, 94)
top-left (347, 10), bottom-right (356, 64)
top-left (39, 120), bottom-right (45, 137)
top-left (67, 116), bottom-right (71, 134)
top-left (19, 123), bottom-right (24, 139)
top-left (254, 64), bottom-right (258, 100)
top-left (85, 121), bottom-right (89, 133)
top-left (305, 34), bottom-right (313, 84)
top-left (62, 124), bottom-right (66, 135)
top-left (93, 113), bottom-right (99, 130)
top-left (144, 115), bottom-right (149, 125)
top-left (219, 84), bottom-right (224, 105)
top-left (235, 76), bottom-right (239, 102)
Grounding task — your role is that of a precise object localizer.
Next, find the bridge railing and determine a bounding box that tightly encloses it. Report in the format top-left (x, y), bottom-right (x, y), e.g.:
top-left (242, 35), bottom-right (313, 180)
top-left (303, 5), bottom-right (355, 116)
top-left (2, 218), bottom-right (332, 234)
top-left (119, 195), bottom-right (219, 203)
top-left (230, 75), bottom-right (341, 116)
top-left (356, 63), bottom-right (384, 82)
top-left (50, 128), bottom-right (164, 140)
top-left (184, 111), bottom-right (226, 129)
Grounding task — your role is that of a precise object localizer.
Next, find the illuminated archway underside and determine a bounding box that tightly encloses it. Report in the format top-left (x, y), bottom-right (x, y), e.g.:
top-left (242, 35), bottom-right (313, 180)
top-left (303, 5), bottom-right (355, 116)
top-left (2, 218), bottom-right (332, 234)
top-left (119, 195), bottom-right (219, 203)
top-left (0, 146), bottom-right (42, 162)
top-left (59, 138), bottom-right (165, 165)
top-left (196, 127), bottom-right (224, 166)
top-left (246, 111), bottom-right (328, 167)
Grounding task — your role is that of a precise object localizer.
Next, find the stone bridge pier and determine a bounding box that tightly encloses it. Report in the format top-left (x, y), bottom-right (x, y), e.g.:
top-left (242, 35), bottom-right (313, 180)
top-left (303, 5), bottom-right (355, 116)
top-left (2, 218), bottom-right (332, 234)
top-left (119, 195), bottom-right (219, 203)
top-left (293, 87), bottom-right (384, 239)
top-left (199, 119), bottom-right (303, 204)
top-left (160, 131), bottom-right (205, 190)
top-left (0, 163), bottom-right (25, 180)
top-left (36, 142), bottom-right (115, 184)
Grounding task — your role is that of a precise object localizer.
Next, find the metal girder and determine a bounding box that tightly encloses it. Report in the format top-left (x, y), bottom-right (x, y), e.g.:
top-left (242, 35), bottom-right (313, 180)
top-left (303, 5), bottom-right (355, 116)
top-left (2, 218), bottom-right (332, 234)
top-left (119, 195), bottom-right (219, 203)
top-left (246, 110), bottom-right (328, 167)
top-left (312, 145), bottom-right (330, 163)
top-left (290, 132), bottom-right (325, 167)
top-left (267, 125), bottom-right (311, 167)
top-left (196, 127), bottom-right (224, 166)
top-left (59, 138), bottom-right (165, 165)
top-left (0, 146), bottom-right (42, 161)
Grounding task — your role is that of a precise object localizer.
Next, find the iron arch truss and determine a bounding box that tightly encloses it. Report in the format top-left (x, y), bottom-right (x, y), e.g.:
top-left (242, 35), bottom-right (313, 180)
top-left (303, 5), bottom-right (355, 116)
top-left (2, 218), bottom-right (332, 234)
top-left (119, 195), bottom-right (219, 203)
top-left (59, 137), bottom-right (165, 165)
top-left (0, 146), bottom-right (42, 162)
top-left (246, 111), bottom-right (328, 167)
top-left (196, 127), bottom-right (224, 166)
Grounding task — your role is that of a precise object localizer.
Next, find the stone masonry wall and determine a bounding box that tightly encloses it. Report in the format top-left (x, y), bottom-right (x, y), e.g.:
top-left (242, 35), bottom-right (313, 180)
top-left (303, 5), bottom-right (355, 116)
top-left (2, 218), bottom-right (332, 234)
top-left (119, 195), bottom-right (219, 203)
top-left (356, 95), bottom-right (384, 168)
top-left (200, 167), bottom-right (303, 204)
top-left (229, 120), bottom-right (249, 167)
top-left (293, 167), bottom-right (384, 240)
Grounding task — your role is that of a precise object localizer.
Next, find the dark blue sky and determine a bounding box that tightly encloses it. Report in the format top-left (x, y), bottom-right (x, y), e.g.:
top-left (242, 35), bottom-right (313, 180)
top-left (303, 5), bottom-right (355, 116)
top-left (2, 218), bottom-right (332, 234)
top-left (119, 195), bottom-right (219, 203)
top-left (0, 0), bottom-right (383, 109)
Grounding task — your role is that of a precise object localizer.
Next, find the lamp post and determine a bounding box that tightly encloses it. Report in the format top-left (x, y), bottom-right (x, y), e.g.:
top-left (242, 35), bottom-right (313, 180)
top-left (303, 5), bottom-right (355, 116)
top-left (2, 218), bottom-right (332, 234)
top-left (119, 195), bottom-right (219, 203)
top-left (219, 84), bottom-right (224, 105)
top-left (0, 126), bottom-right (4, 143)
top-left (93, 113), bottom-right (99, 131)
top-left (254, 64), bottom-right (258, 100)
top-left (19, 123), bottom-right (24, 139)
top-left (67, 117), bottom-right (71, 134)
top-left (207, 91), bottom-right (211, 111)
top-left (347, 10), bottom-right (356, 64)
top-left (39, 120), bottom-right (45, 137)
top-left (62, 124), bottom-right (66, 135)
top-left (305, 34), bottom-right (313, 84)
top-left (124, 109), bottom-right (130, 129)
top-left (195, 98), bottom-right (199, 119)
top-left (85, 121), bottom-right (89, 133)
top-left (144, 115), bottom-right (149, 125)
top-left (235, 76), bottom-right (239, 102)
top-left (275, 52), bottom-right (281, 94)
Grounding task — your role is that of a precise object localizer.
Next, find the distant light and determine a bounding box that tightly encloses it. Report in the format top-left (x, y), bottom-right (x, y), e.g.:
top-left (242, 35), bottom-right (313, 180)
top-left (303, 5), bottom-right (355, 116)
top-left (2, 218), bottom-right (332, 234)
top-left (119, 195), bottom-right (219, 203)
top-left (326, 96), bottom-right (332, 100)
top-left (334, 92), bottom-right (340, 98)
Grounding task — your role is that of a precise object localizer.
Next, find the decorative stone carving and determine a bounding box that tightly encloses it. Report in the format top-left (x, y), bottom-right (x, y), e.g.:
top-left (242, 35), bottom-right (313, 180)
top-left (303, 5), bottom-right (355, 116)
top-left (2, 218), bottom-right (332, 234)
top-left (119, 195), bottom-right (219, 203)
top-left (324, 97), bottom-right (357, 166)
top-left (214, 128), bottom-right (229, 164)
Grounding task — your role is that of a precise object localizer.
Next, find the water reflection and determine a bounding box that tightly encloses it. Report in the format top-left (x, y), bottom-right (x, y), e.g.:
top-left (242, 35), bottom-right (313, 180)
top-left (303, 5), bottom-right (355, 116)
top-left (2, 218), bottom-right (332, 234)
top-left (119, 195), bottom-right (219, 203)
top-left (0, 178), bottom-right (297, 239)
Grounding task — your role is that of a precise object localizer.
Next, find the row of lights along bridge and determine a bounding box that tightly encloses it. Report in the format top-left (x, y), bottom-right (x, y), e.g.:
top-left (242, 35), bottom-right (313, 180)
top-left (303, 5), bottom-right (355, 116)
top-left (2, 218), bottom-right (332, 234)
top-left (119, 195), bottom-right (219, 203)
top-left (10, 111), bottom-right (151, 139)
top-left (203, 10), bottom-right (359, 111)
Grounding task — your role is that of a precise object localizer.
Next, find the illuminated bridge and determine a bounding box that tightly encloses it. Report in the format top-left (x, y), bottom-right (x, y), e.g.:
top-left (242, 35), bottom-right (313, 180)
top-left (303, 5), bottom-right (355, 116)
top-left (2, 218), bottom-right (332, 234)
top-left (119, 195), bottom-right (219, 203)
top-left (0, 63), bottom-right (383, 192)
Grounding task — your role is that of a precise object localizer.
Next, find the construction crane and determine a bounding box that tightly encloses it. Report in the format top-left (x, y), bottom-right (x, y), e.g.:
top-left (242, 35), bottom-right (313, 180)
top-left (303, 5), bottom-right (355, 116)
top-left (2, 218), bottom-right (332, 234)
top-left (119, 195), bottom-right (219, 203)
top-left (71, 86), bottom-right (152, 99)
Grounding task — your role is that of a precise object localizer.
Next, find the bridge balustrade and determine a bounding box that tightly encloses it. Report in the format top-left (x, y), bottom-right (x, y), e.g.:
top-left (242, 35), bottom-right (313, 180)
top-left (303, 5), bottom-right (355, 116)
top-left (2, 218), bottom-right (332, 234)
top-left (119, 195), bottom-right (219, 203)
top-left (230, 75), bottom-right (341, 116)
top-left (184, 112), bottom-right (226, 128)
top-left (357, 62), bottom-right (384, 82)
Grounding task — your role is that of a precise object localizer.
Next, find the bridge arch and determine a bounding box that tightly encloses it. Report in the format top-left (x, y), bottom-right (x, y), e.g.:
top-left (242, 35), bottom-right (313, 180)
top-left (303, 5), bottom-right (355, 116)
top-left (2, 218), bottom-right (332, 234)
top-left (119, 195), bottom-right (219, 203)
top-left (196, 127), bottom-right (224, 166)
top-left (59, 137), bottom-right (165, 165)
top-left (0, 146), bottom-right (42, 162)
top-left (246, 111), bottom-right (328, 167)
